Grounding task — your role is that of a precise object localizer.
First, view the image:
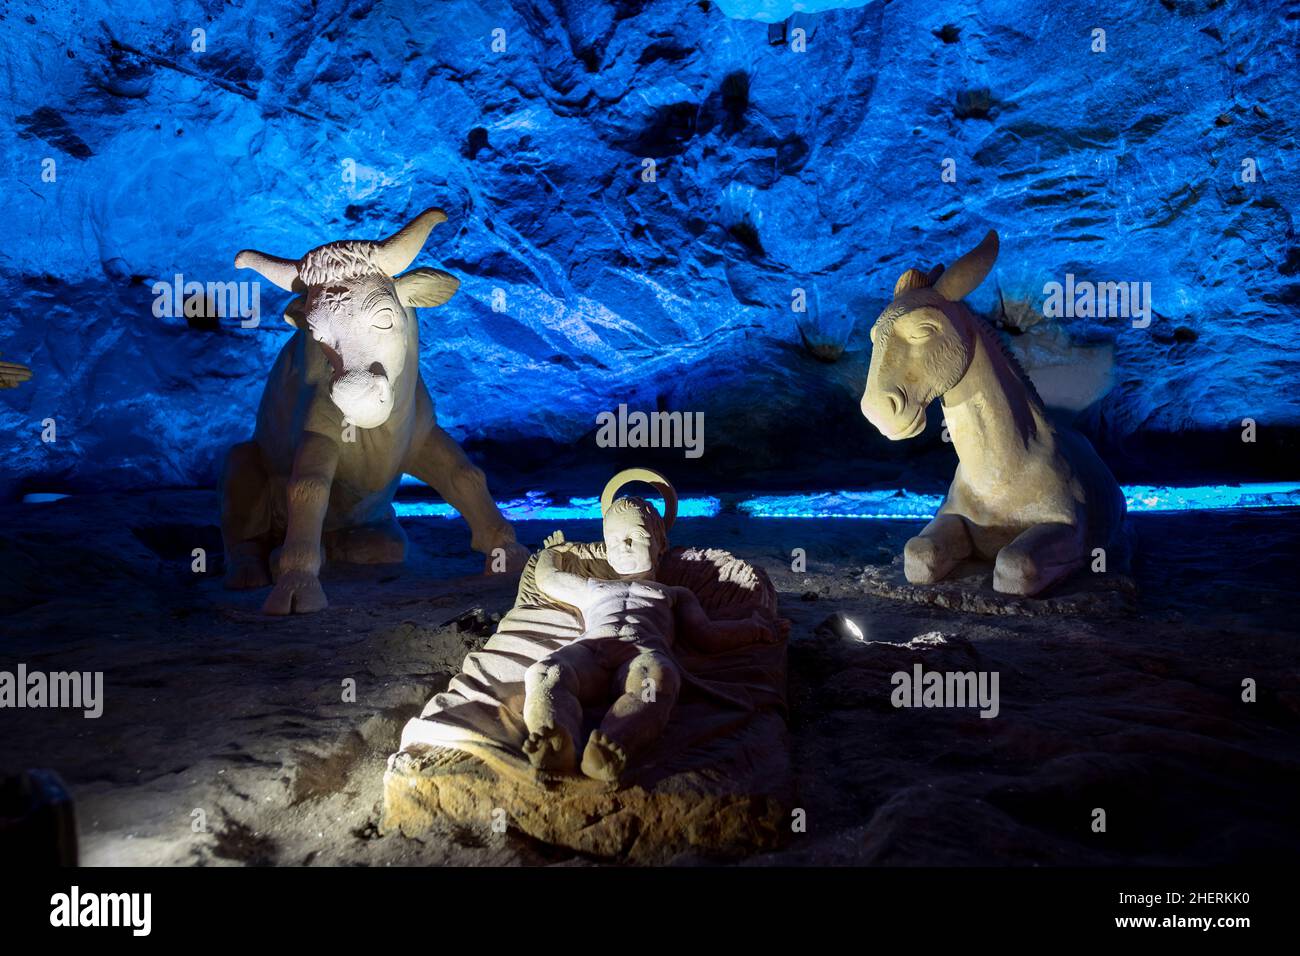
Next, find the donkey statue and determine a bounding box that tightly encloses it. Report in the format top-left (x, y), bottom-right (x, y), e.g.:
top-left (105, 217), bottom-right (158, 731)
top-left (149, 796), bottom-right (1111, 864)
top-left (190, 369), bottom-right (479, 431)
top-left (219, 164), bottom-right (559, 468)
top-left (860, 230), bottom-right (1127, 597)
top-left (224, 207), bottom-right (528, 615)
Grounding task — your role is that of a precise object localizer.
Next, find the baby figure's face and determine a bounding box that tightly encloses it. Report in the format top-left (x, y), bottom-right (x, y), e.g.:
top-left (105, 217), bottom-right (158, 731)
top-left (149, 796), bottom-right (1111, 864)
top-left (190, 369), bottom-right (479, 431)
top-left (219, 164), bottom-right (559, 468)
top-left (603, 500), bottom-right (664, 578)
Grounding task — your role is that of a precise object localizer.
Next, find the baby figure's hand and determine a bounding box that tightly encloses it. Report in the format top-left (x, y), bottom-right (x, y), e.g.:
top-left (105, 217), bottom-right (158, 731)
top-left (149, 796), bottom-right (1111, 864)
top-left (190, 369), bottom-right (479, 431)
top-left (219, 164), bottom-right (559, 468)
top-left (751, 608), bottom-right (790, 643)
top-left (543, 529), bottom-right (566, 549)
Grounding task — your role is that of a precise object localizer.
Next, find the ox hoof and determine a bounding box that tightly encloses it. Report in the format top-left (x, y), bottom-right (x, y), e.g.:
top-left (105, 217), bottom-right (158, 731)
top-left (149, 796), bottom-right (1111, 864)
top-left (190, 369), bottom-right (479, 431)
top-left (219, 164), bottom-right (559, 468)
top-left (224, 558), bottom-right (270, 591)
top-left (262, 570), bottom-right (328, 615)
top-left (325, 522), bottom-right (407, 565)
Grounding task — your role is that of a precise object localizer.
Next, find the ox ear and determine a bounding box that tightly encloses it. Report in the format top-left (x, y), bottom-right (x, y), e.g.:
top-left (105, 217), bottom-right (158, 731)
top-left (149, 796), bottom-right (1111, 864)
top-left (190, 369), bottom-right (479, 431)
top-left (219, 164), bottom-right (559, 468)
top-left (283, 295), bottom-right (307, 329)
top-left (395, 268), bottom-right (460, 308)
top-left (934, 230), bottom-right (999, 302)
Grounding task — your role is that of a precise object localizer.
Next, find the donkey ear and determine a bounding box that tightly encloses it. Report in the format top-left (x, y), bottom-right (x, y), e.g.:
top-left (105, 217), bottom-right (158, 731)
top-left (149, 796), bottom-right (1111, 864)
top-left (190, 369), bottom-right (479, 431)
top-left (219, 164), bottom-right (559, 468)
top-left (395, 268), bottom-right (460, 308)
top-left (283, 295), bottom-right (307, 329)
top-left (893, 268), bottom-right (932, 298)
top-left (933, 230), bottom-right (999, 301)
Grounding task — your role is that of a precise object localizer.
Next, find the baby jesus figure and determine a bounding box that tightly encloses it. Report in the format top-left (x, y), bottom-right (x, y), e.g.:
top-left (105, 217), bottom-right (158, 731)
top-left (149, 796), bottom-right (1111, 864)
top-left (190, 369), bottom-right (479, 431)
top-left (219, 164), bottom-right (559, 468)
top-left (522, 469), bottom-right (783, 783)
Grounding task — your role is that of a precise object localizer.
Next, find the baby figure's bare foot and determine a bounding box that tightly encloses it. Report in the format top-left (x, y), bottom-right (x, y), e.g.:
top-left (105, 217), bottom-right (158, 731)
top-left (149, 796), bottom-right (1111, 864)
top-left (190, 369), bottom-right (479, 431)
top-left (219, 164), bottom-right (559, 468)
top-left (581, 730), bottom-right (627, 783)
top-left (523, 725), bottom-right (576, 772)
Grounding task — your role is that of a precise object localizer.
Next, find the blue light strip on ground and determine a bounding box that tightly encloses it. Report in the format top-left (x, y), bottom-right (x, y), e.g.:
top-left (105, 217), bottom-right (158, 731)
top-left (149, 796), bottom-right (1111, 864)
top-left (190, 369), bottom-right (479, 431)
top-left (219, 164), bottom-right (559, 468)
top-left (394, 494), bottom-right (722, 521)
top-left (737, 490), bottom-right (942, 520)
top-left (737, 482), bottom-right (1300, 519)
top-left (1120, 482), bottom-right (1300, 513)
top-left (388, 483), bottom-right (1300, 521)
top-left (19, 484), bottom-right (1299, 518)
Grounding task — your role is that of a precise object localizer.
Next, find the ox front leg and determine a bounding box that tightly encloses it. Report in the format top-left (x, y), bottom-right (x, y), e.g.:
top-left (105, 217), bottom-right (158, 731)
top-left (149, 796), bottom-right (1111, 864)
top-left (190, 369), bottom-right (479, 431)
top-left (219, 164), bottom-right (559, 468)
top-left (405, 424), bottom-right (528, 576)
top-left (904, 513), bottom-right (972, 585)
top-left (263, 431), bottom-right (338, 615)
top-left (993, 522), bottom-right (1084, 597)
top-left (221, 440), bottom-right (271, 590)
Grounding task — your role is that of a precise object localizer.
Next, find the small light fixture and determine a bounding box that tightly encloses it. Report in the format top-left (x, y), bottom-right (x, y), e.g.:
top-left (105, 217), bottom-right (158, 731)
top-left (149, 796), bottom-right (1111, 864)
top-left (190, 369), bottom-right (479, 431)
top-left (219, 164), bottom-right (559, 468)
top-left (817, 612), bottom-right (865, 642)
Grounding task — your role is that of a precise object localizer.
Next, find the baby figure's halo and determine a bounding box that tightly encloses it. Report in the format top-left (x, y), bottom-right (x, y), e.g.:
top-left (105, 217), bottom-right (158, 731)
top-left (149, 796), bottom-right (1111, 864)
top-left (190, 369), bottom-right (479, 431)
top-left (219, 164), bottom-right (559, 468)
top-left (599, 467), bottom-right (678, 530)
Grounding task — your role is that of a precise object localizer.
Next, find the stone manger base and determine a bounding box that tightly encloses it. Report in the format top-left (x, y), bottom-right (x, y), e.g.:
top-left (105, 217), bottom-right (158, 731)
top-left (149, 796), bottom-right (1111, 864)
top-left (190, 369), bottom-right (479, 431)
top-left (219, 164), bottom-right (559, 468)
top-left (382, 711), bottom-right (791, 863)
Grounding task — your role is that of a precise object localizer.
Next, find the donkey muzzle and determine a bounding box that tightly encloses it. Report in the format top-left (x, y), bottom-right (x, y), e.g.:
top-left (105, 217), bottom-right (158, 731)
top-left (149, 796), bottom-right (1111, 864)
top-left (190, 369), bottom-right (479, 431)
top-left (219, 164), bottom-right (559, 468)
top-left (861, 387), bottom-right (925, 441)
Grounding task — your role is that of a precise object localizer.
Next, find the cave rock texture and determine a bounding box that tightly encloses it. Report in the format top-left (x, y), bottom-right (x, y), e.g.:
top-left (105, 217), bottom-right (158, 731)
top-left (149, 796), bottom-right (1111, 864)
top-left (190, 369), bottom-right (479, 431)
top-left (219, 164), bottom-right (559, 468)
top-left (1, 0), bottom-right (1295, 494)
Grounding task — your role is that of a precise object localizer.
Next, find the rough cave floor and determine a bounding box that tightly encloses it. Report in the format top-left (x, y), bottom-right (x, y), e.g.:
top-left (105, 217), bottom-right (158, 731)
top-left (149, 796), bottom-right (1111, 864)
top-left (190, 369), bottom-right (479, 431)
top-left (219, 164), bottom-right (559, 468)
top-left (1, 491), bottom-right (1297, 866)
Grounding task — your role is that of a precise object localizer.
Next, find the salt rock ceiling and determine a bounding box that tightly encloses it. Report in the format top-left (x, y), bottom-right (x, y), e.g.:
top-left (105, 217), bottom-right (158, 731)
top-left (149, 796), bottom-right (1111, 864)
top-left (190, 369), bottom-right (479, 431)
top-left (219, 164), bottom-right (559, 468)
top-left (0, 0), bottom-right (1295, 494)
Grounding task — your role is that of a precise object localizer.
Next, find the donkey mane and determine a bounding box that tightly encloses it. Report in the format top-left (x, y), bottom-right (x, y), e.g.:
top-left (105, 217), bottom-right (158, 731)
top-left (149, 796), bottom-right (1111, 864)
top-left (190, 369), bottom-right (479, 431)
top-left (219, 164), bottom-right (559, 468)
top-left (969, 312), bottom-right (1045, 411)
top-left (898, 263), bottom-right (1046, 412)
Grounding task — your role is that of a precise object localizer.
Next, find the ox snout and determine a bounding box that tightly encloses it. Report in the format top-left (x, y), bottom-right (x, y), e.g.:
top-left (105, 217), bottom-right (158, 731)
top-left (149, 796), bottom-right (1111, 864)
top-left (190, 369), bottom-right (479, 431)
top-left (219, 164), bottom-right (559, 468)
top-left (331, 368), bottom-right (393, 429)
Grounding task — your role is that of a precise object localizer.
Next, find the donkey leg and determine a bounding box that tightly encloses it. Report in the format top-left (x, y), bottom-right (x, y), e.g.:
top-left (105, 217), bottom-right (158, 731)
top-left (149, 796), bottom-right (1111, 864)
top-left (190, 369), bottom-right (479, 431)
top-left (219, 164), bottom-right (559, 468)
top-left (904, 513), bottom-right (972, 584)
top-left (993, 522), bottom-right (1084, 597)
top-left (221, 440), bottom-right (272, 590)
top-left (263, 431), bottom-right (339, 615)
top-left (404, 424), bottom-right (528, 575)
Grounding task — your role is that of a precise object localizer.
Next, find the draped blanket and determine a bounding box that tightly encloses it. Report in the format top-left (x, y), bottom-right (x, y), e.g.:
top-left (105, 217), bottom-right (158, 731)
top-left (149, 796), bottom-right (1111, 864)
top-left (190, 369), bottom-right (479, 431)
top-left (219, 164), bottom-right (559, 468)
top-left (396, 543), bottom-right (786, 788)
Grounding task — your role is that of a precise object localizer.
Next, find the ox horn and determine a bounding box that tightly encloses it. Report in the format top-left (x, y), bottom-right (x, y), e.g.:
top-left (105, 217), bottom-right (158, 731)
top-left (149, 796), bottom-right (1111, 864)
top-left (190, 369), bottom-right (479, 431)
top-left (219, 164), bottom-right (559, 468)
top-left (233, 250), bottom-right (300, 291)
top-left (374, 207), bottom-right (448, 276)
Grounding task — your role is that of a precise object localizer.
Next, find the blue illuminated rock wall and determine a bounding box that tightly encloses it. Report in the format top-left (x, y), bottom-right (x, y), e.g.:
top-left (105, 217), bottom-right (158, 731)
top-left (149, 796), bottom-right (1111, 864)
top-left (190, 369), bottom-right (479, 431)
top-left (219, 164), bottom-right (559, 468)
top-left (0, 0), bottom-right (1295, 495)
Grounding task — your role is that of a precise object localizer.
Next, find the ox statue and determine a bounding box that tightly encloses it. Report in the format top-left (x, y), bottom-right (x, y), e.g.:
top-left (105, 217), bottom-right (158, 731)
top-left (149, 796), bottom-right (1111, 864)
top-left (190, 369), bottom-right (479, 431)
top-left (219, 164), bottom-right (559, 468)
top-left (859, 230), bottom-right (1127, 597)
top-left (223, 207), bottom-right (528, 614)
